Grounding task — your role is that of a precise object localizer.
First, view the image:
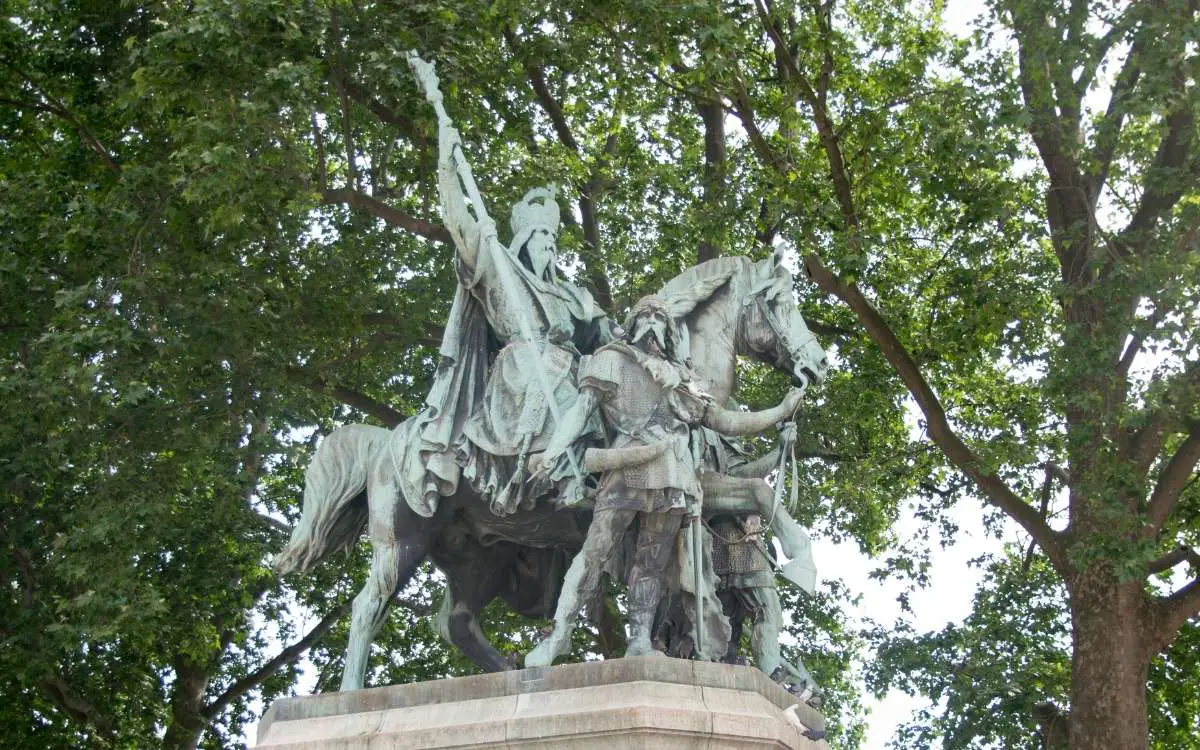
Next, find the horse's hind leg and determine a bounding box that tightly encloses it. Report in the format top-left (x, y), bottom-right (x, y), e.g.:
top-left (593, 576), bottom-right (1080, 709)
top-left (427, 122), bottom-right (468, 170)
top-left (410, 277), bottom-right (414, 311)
top-left (342, 538), bottom-right (404, 691)
top-left (432, 542), bottom-right (519, 673)
top-left (341, 469), bottom-right (443, 692)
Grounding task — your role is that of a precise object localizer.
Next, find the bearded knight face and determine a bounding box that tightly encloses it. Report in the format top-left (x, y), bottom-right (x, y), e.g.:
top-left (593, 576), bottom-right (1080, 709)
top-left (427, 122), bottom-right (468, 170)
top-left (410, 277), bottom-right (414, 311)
top-left (630, 307), bottom-right (671, 357)
top-left (522, 228), bottom-right (556, 280)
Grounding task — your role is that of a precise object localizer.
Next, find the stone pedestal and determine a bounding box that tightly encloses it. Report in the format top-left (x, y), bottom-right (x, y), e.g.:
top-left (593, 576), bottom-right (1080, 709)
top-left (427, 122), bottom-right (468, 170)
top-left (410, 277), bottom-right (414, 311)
top-left (257, 656), bottom-right (828, 749)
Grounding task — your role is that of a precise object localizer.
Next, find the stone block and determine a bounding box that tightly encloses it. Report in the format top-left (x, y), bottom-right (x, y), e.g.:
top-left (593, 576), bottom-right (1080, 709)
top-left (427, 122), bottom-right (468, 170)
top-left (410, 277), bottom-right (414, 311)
top-left (256, 657), bottom-right (828, 749)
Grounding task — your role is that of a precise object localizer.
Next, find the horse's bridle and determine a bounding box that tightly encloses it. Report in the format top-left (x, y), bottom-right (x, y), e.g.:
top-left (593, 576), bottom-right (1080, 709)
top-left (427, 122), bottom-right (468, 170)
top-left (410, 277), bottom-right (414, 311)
top-left (745, 289), bottom-right (823, 388)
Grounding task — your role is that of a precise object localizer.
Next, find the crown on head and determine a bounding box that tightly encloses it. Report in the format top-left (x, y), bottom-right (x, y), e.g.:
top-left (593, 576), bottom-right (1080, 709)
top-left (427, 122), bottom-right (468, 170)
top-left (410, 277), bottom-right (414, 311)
top-left (510, 186), bottom-right (561, 240)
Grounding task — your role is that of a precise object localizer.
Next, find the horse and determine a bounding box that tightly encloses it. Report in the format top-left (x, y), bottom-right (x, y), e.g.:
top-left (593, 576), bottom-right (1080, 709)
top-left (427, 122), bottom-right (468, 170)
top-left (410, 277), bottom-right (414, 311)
top-left (273, 253), bottom-right (828, 690)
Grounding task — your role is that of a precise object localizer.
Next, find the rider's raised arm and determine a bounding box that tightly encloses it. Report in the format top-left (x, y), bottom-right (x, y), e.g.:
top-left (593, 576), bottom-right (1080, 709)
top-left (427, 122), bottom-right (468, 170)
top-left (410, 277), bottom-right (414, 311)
top-left (436, 125), bottom-right (495, 274)
top-left (703, 387), bottom-right (803, 437)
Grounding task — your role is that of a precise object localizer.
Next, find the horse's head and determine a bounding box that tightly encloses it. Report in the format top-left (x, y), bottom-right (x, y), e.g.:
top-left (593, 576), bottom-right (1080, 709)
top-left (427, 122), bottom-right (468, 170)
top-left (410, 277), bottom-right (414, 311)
top-left (658, 255), bottom-right (830, 401)
top-left (738, 256), bottom-right (829, 389)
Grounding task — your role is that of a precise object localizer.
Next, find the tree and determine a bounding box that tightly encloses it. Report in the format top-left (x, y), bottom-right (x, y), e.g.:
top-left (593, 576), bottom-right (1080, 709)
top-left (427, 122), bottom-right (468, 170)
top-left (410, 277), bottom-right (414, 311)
top-left (642, 0), bottom-right (1198, 747)
top-left (869, 549), bottom-right (1200, 749)
top-left (4, 0), bottom-right (1194, 748)
top-left (1, 1), bottom-right (868, 747)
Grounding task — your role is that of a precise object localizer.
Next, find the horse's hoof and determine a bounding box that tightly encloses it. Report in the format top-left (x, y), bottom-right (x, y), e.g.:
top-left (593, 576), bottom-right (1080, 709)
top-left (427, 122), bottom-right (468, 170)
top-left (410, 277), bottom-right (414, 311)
top-left (624, 643), bottom-right (665, 658)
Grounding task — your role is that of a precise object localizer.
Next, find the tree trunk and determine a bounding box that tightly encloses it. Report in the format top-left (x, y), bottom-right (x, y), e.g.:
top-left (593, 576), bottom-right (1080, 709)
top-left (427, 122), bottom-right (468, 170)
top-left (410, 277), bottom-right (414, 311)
top-left (162, 657), bottom-right (209, 750)
top-left (1068, 572), bottom-right (1151, 750)
top-left (696, 97), bottom-right (726, 263)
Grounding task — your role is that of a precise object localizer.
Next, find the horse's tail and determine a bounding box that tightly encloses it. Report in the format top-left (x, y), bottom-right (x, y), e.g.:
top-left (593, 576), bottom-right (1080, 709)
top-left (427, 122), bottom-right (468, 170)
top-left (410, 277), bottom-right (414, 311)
top-left (273, 424), bottom-right (388, 575)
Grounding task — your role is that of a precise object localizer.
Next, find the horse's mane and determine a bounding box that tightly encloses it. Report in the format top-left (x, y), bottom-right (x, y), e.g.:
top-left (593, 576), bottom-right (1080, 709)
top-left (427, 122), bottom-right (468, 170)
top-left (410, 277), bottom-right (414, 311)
top-left (658, 256), bottom-right (749, 321)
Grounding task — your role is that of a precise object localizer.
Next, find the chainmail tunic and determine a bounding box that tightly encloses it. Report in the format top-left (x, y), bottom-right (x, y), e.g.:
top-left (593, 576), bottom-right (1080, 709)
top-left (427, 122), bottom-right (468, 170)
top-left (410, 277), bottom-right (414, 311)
top-left (581, 343), bottom-right (706, 512)
top-left (711, 518), bottom-right (775, 590)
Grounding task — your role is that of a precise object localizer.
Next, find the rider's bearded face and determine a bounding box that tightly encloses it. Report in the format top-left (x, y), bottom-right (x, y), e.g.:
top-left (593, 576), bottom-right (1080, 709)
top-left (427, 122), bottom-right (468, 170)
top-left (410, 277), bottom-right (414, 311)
top-left (523, 229), bottom-right (555, 280)
top-left (631, 308), bottom-right (670, 357)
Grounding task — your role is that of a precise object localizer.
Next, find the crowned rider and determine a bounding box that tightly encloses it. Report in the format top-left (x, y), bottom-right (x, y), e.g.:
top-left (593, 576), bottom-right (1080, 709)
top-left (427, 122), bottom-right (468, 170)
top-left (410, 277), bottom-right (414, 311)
top-left (395, 111), bottom-right (611, 518)
top-left (524, 296), bottom-right (805, 667)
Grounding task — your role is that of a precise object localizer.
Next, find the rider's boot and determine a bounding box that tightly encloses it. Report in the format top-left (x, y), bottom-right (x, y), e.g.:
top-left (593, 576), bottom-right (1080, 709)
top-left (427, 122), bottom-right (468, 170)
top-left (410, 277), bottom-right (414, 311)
top-left (419, 482), bottom-right (440, 517)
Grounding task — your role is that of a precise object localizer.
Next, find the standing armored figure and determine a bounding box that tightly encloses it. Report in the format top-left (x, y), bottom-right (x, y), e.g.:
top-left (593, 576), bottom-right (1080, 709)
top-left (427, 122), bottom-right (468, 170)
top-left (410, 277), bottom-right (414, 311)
top-left (397, 55), bottom-right (611, 519)
top-left (711, 510), bottom-right (822, 701)
top-left (525, 296), bottom-right (805, 667)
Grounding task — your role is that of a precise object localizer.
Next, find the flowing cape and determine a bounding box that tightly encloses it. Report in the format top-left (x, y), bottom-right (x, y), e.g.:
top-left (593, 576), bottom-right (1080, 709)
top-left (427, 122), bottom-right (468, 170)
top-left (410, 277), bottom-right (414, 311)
top-left (394, 241), bottom-right (604, 517)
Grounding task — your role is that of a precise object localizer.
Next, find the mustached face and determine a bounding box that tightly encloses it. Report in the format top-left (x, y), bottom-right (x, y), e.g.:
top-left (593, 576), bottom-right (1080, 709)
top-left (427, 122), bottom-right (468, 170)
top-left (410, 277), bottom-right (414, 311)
top-left (522, 229), bottom-right (556, 279)
top-left (630, 308), bottom-right (670, 356)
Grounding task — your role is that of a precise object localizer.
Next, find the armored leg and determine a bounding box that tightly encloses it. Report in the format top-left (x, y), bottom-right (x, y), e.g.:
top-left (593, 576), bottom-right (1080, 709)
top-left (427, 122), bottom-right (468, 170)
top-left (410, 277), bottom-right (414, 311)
top-left (625, 512), bottom-right (684, 657)
top-left (753, 586), bottom-right (821, 702)
top-left (525, 508), bottom-right (637, 667)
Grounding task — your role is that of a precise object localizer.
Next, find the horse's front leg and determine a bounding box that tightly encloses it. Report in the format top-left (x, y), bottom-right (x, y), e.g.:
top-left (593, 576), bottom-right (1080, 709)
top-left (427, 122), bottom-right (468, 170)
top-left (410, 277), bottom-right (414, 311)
top-left (341, 463), bottom-right (446, 691)
top-left (430, 538), bottom-right (520, 673)
top-left (700, 472), bottom-right (816, 594)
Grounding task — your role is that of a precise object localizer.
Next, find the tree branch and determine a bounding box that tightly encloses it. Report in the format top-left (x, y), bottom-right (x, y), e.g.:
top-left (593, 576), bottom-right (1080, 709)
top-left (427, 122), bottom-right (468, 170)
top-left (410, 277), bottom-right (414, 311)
top-left (0, 56), bottom-right (121, 174)
top-left (753, 0), bottom-right (859, 231)
top-left (503, 28), bottom-right (578, 152)
top-left (1144, 425), bottom-right (1200, 537)
top-left (1006, 5), bottom-right (1091, 279)
top-left (287, 368), bottom-right (407, 427)
top-left (803, 253), bottom-right (1068, 571)
top-left (341, 79), bottom-right (421, 142)
top-left (1150, 574), bottom-right (1200, 656)
top-left (1147, 546), bottom-right (1200, 575)
top-left (1024, 462), bottom-right (1062, 574)
top-left (321, 187), bottom-right (450, 243)
top-left (578, 133), bottom-right (618, 312)
top-left (1116, 303), bottom-right (1166, 381)
top-left (41, 677), bottom-right (116, 738)
top-left (1128, 359), bottom-right (1200, 475)
top-left (14, 547), bottom-right (34, 609)
top-left (1118, 101), bottom-right (1195, 255)
top-left (804, 317), bottom-right (856, 341)
top-left (201, 598), bottom-right (353, 723)
top-left (503, 27), bottom-right (615, 311)
top-left (696, 96), bottom-right (727, 263)
top-left (729, 78), bottom-right (792, 176)
top-left (1085, 28), bottom-right (1145, 203)
top-left (328, 7), bottom-right (360, 192)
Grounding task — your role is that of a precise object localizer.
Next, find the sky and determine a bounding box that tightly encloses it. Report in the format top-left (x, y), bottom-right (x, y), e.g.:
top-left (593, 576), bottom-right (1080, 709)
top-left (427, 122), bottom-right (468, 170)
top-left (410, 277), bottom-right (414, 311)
top-left (813, 497), bottom-right (1020, 748)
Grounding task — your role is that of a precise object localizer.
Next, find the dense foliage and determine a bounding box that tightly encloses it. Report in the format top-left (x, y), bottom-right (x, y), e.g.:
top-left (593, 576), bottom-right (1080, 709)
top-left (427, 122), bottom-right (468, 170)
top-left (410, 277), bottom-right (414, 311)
top-left (2, 1), bottom-right (1196, 749)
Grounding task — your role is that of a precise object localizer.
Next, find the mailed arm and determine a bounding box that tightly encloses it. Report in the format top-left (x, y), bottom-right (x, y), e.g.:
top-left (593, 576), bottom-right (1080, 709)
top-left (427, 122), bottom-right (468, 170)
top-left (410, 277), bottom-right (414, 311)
top-left (703, 387), bottom-right (803, 436)
top-left (728, 421), bottom-right (795, 478)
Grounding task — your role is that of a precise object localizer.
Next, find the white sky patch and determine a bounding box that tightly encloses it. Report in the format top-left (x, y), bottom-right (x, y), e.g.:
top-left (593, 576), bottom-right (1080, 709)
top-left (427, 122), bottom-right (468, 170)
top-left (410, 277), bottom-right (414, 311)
top-left (813, 497), bottom-right (1019, 749)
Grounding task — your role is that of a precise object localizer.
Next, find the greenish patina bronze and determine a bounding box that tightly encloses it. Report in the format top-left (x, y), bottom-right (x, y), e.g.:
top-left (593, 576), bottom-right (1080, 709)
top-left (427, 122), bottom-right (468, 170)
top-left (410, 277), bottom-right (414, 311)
top-left (274, 55), bottom-right (830, 703)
